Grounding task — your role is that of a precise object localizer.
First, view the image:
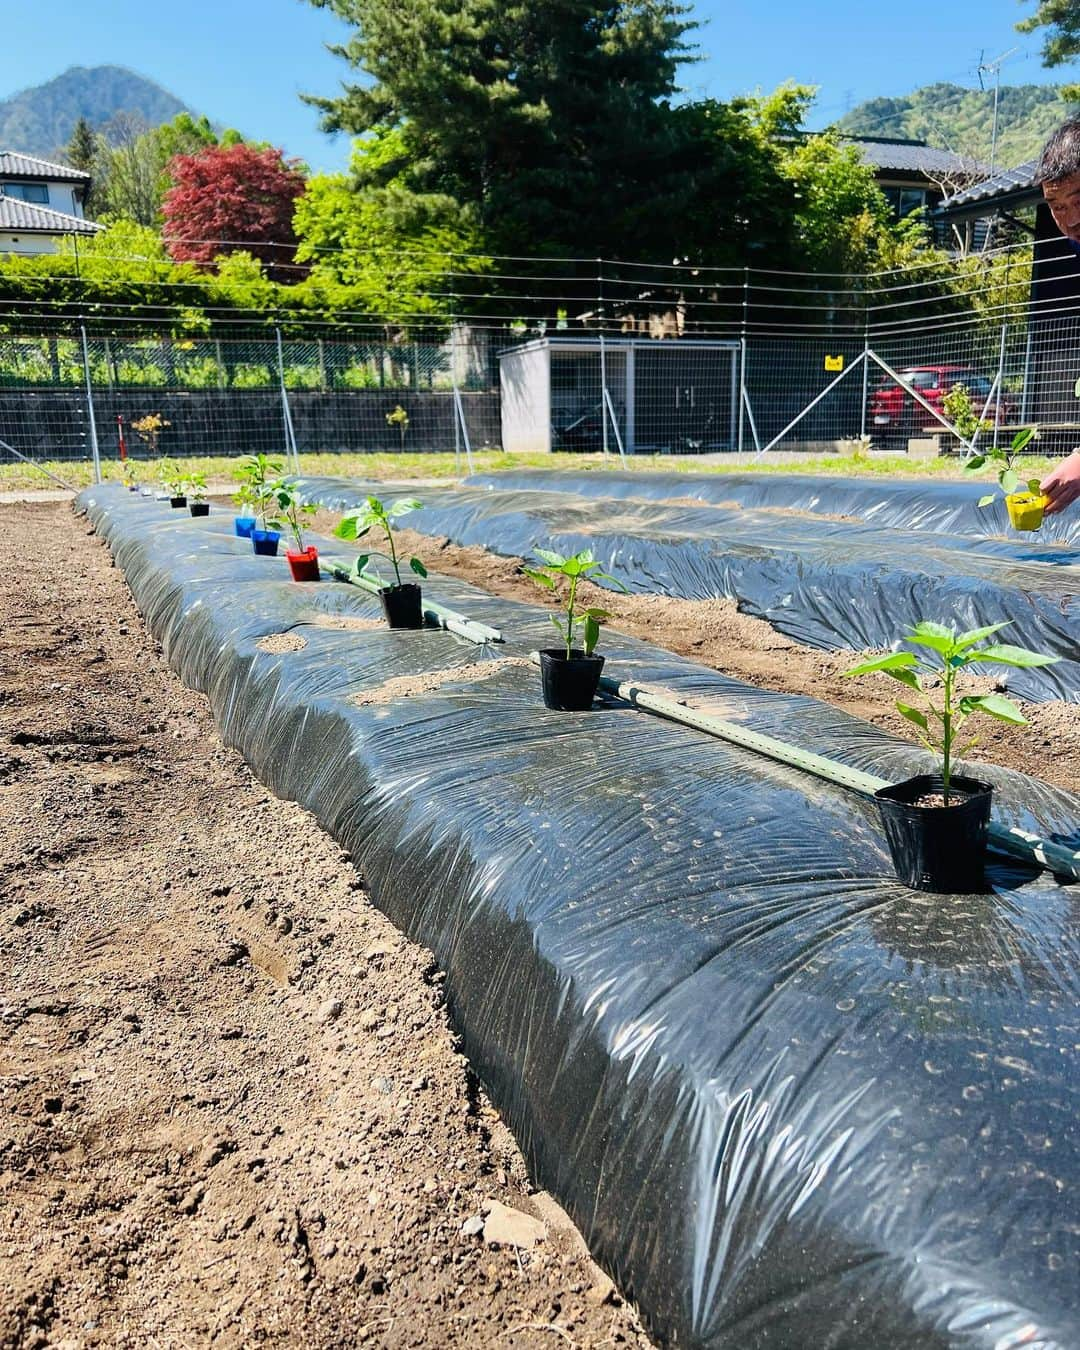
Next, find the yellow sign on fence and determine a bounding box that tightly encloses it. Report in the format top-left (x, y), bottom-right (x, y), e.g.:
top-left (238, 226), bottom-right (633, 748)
top-left (824, 354), bottom-right (844, 373)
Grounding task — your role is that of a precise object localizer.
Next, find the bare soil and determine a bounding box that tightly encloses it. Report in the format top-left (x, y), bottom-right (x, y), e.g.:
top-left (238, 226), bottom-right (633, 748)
top-left (309, 515), bottom-right (1079, 790)
top-left (0, 501), bottom-right (652, 1350)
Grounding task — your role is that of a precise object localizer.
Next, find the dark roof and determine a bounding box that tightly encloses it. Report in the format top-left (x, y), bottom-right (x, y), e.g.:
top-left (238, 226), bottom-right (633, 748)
top-left (844, 136), bottom-right (989, 177)
top-left (0, 195), bottom-right (102, 235)
top-left (0, 151), bottom-right (91, 182)
top-left (938, 159), bottom-right (1040, 220)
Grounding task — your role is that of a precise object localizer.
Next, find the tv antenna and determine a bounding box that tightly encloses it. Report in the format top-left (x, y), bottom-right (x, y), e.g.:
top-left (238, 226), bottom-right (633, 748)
top-left (977, 46), bottom-right (1018, 173)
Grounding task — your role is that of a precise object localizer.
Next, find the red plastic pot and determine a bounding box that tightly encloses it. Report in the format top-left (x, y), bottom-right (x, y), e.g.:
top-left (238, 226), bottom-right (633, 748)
top-left (286, 546), bottom-right (320, 582)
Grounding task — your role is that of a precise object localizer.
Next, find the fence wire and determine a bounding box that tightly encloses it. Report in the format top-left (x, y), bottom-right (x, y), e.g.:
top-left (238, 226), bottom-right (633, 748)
top-left (1, 248), bottom-right (1078, 471)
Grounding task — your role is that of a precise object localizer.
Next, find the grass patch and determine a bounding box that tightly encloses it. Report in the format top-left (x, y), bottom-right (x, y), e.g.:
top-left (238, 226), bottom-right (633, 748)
top-left (0, 447), bottom-right (1062, 493)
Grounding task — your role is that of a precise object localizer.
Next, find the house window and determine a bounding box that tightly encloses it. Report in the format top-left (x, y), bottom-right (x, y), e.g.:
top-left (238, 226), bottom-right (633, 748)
top-left (6, 183), bottom-right (49, 204)
top-left (882, 186), bottom-right (927, 219)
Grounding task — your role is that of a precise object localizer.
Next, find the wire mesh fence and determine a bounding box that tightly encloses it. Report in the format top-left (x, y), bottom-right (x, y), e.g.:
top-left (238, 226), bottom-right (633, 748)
top-left (2, 244), bottom-right (1078, 475)
top-left (0, 329), bottom-right (504, 465)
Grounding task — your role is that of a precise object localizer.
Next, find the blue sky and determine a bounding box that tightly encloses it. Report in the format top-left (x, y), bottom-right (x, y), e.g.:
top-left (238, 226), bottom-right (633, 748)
top-left (0, 0), bottom-right (1067, 174)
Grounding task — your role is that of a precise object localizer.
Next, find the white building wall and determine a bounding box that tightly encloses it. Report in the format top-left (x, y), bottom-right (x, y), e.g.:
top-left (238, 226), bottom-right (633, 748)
top-left (0, 182), bottom-right (84, 217)
top-left (0, 232), bottom-right (61, 256)
top-left (499, 345), bottom-right (550, 453)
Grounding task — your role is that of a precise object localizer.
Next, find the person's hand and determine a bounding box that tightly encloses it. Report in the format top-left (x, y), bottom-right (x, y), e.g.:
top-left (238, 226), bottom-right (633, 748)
top-left (1040, 451), bottom-right (1080, 516)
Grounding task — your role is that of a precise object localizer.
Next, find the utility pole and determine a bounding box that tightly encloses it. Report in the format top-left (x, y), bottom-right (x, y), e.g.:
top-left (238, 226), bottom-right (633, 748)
top-left (977, 46), bottom-right (1017, 175)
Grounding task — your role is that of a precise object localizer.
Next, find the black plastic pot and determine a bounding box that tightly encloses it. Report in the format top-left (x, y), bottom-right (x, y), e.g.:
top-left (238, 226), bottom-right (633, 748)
top-left (539, 648), bottom-right (605, 711)
top-left (874, 773), bottom-right (993, 894)
top-left (169, 495), bottom-right (187, 509)
top-left (189, 502), bottom-right (209, 517)
top-left (379, 583), bottom-right (423, 629)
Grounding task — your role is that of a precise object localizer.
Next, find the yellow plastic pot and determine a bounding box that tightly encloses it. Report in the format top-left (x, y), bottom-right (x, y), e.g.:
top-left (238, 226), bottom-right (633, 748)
top-left (1005, 491), bottom-right (1046, 531)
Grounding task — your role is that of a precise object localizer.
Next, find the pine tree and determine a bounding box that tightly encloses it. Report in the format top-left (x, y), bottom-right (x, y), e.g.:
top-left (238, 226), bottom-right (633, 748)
top-left (66, 117), bottom-right (97, 174)
top-left (66, 117), bottom-right (101, 216)
top-left (304, 0), bottom-right (696, 259)
top-left (1019, 1), bottom-right (1080, 67)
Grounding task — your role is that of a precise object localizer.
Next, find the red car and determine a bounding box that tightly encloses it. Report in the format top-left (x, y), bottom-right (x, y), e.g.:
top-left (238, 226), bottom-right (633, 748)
top-left (869, 365), bottom-right (1014, 445)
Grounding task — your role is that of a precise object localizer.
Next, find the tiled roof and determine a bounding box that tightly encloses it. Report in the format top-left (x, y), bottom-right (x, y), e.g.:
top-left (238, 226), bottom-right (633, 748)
top-left (846, 137), bottom-right (989, 176)
top-left (0, 195), bottom-right (102, 234)
top-left (0, 151), bottom-right (91, 182)
top-left (941, 159), bottom-right (1039, 210)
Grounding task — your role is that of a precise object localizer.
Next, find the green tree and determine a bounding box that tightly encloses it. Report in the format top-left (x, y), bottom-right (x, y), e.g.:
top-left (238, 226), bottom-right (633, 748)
top-left (65, 116), bottom-right (104, 217)
top-left (303, 0), bottom-right (696, 260)
top-left (780, 131), bottom-right (892, 274)
top-left (94, 112), bottom-right (247, 226)
top-left (1019, 1), bottom-right (1080, 66)
top-left (294, 130), bottom-right (488, 333)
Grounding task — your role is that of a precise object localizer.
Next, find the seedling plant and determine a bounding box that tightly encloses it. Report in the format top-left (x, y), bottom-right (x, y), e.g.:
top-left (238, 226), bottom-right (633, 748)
top-left (942, 384), bottom-right (993, 446)
top-left (333, 495), bottom-right (428, 586)
top-left (267, 480), bottom-right (318, 553)
top-left (131, 412), bottom-right (170, 456)
top-left (964, 427), bottom-right (1040, 508)
top-left (523, 548), bottom-right (627, 657)
top-left (184, 471), bottom-right (208, 504)
top-left (157, 457), bottom-right (184, 496)
top-left (233, 454), bottom-right (284, 529)
top-left (386, 404), bottom-right (409, 452)
top-left (843, 621), bottom-right (1058, 803)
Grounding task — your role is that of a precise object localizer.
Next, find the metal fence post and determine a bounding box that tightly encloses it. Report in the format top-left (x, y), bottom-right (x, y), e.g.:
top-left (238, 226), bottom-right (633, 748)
top-left (737, 268), bottom-right (749, 454)
top-left (993, 321), bottom-right (1008, 451)
top-left (1020, 321), bottom-right (1034, 424)
top-left (597, 258), bottom-right (610, 460)
top-left (859, 302), bottom-right (870, 441)
top-left (275, 327), bottom-right (300, 472)
top-left (79, 325), bottom-right (102, 484)
top-left (450, 322), bottom-right (462, 473)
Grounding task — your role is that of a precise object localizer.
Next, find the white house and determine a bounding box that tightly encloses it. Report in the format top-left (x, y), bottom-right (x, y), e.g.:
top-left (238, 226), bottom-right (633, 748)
top-left (0, 151), bottom-right (103, 256)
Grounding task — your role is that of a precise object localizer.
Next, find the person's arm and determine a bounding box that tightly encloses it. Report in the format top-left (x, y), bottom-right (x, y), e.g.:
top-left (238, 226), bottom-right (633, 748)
top-left (1040, 451), bottom-right (1080, 515)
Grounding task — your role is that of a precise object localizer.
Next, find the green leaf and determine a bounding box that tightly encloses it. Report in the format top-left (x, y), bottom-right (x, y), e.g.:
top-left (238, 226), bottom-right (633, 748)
top-left (409, 556), bottom-right (427, 578)
top-left (977, 494), bottom-right (997, 508)
top-left (591, 571), bottom-right (630, 591)
top-left (1000, 468), bottom-right (1020, 495)
top-left (959, 694), bottom-right (1028, 725)
top-left (534, 548), bottom-right (567, 568)
top-left (1027, 478), bottom-right (1043, 495)
top-left (842, 652), bottom-right (917, 677)
top-left (391, 497), bottom-right (423, 516)
top-left (905, 622), bottom-right (955, 656)
top-left (334, 517), bottom-right (359, 540)
top-left (955, 623), bottom-right (1010, 650)
top-left (1074, 376), bottom-right (1080, 399)
top-left (884, 667), bottom-right (921, 690)
top-left (353, 554), bottom-right (370, 575)
top-left (365, 495), bottom-right (387, 517)
top-left (895, 702), bottom-right (929, 731)
top-left (975, 644), bottom-right (1061, 669)
top-left (582, 613), bottom-right (600, 655)
top-left (963, 455), bottom-right (986, 474)
top-left (522, 567), bottom-right (556, 589)
top-left (1010, 427), bottom-right (1036, 454)
top-left (581, 607), bottom-right (611, 621)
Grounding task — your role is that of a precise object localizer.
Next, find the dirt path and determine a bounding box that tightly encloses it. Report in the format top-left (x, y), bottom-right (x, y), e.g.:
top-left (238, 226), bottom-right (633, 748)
top-left (309, 515), bottom-right (1079, 790)
top-left (0, 500), bottom-right (651, 1350)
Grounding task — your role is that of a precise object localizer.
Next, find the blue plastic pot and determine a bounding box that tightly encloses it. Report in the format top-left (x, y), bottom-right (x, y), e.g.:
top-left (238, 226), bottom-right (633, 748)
top-left (251, 529), bottom-right (281, 557)
top-left (234, 516), bottom-right (257, 538)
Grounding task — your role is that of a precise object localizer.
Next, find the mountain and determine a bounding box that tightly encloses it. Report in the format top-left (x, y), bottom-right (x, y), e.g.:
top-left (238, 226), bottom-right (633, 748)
top-left (0, 65), bottom-right (195, 158)
top-left (837, 82), bottom-right (1073, 170)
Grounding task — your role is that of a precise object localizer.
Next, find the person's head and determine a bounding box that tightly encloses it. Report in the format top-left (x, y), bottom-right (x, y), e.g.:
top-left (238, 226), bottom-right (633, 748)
top-left (1037, 119), bottom-right (1080, 242)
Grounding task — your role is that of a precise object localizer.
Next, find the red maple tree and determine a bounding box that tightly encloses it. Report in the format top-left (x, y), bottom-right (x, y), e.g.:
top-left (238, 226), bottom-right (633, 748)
top-left (162, 144), bottom-right (306, 279)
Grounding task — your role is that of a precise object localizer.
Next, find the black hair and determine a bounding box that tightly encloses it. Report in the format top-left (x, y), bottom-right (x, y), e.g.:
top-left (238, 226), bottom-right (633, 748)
top-left (1036, 118), bottom-right (1080, 184)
